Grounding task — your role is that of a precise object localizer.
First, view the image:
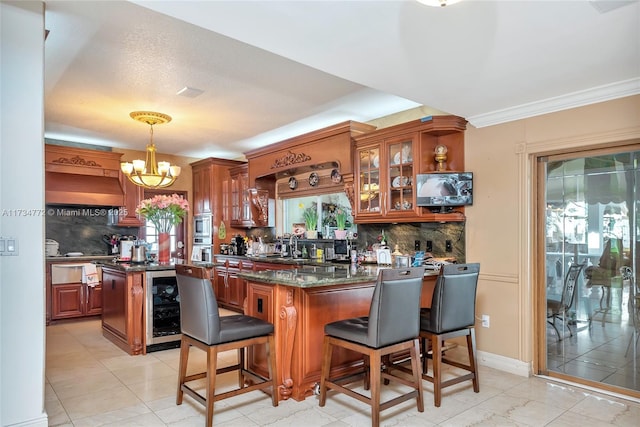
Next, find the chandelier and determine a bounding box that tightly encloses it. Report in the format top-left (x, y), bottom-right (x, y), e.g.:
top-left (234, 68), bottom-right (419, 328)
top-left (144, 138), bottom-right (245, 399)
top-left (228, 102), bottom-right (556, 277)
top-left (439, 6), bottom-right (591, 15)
top-left (120, 111), bottom-right (181, 189)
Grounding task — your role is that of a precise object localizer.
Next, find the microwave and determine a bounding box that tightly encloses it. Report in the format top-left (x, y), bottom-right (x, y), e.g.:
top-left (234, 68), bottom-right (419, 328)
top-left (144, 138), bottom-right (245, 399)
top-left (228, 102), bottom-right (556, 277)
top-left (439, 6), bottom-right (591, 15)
top-left (193, 214), bottom-right (212, 245)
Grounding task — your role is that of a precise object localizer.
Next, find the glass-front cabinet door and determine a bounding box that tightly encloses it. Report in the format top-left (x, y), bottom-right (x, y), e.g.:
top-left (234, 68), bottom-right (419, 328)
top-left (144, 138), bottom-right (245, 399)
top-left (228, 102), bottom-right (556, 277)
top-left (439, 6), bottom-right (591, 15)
top-left (357, 146), bottom-right (381, 216)
top-left (386, 135), bottom-right (417, 217)
top-left (355, 135), bottom-right (418, 221)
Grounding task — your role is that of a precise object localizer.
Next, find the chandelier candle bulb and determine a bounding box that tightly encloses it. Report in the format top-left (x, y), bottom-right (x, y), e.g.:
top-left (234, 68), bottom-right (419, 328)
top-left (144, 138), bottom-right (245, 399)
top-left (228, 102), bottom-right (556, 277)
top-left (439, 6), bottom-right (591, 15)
top-left (158, 162), bottom-right (170, 174)
top-left (132, 159), bottom-right (145, 172)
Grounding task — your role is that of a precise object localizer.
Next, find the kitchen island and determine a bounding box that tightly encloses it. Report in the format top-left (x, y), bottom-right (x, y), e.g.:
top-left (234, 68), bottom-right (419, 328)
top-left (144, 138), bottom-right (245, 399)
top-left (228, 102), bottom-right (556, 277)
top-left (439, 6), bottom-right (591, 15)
top-left (237, 264), bottom-right (438, 401)
top-left (99, 261), bottom-right (176, 355)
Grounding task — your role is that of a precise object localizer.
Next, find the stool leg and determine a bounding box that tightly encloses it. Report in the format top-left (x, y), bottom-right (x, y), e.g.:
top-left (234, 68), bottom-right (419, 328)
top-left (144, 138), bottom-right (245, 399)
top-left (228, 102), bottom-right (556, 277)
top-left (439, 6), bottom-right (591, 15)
top-left (421, 336), bottom-right (430, 375)
top-left (266, 335), bottom-right (278, 407)
top-left (468, 328), bottom-right (479, 393)
top-left (318, 336), bottom-right (333, 407)
top-left (432, 335), bottom-right (443, 407)
top-left (206, 346), bottom-right (218, 427)
top-left (176, 337), bottom-right (189, 405)
top-left (410, 338), bottom-right (424, 412)
top-left (237, 347), bottom-right (245, 389)
top-left (363, 354), bottom-right (371, 390)
top-left (370, 349), bottom-right (381, 427)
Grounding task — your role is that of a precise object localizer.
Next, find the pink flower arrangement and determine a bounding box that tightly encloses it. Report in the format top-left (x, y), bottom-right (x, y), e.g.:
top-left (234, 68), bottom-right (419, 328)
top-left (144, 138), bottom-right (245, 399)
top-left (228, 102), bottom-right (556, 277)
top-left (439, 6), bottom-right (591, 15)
top-left (136, 194), bottom-right (189, 233)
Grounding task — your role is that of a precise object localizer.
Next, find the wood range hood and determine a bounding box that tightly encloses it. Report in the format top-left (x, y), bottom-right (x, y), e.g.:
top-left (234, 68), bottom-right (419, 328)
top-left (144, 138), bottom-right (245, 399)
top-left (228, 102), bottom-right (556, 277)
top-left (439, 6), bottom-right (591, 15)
top-left (45, 144), bottom-right (125, 206)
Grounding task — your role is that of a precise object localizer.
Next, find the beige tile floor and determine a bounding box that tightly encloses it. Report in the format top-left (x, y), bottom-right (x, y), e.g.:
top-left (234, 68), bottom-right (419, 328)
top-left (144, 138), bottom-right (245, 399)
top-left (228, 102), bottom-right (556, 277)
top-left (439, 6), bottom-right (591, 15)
top-left (46, 317), bottom-right (640, 426)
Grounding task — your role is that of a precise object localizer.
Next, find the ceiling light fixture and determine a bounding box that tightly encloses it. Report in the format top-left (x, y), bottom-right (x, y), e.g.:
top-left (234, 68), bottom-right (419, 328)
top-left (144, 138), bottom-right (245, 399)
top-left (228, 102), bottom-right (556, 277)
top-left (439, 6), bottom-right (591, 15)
top-left (416, 0), bottom-right (462, 7)
top-left (120, 111), bottom-right (181, 189)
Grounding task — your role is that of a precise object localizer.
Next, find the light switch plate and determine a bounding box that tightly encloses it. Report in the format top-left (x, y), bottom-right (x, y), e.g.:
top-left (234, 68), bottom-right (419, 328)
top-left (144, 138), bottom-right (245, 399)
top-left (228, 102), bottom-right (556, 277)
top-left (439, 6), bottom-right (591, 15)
top-left (0, 236), bottom-right (18, 256)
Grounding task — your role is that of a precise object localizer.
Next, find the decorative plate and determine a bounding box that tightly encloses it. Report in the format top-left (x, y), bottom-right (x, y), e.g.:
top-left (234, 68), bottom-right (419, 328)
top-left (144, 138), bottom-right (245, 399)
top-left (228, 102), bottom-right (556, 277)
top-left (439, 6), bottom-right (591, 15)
top-left (288, 176), bottom-right (298, 190)
top-left (308, 172), bottom-right (319, 187)
top-left (392, 176), bottom-right (409, 188)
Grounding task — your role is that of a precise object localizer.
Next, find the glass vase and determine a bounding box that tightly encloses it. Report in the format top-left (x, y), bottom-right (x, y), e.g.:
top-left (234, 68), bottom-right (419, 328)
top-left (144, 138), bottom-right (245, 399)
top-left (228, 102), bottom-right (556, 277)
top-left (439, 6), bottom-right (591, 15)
top-left (158, 232), bottom-right (171, 264)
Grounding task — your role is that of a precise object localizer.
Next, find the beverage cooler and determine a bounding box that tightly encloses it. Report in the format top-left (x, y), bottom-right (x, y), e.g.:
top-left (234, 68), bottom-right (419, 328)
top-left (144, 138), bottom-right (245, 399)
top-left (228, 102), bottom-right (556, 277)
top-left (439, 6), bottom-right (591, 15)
top-left (145, 270), bottom-right (181, 351)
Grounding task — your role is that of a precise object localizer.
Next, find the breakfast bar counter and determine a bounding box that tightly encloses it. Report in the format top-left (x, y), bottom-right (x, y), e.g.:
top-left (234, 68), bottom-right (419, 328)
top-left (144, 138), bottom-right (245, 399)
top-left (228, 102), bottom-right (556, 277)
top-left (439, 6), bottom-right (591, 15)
top-left (237, 265), bottom-right (437, 401)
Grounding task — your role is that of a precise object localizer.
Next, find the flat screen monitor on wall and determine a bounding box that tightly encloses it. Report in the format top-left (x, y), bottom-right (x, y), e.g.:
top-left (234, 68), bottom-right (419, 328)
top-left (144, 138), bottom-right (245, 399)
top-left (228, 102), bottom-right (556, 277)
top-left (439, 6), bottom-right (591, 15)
top-left (415, 172), bottom-right (473, 210)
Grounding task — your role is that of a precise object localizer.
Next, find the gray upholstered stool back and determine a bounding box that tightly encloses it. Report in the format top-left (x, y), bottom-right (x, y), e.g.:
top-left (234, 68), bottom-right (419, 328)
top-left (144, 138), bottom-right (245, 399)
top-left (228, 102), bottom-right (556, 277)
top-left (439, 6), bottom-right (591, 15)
top-left (426, 263), bottom-right (480, 334)
top-left (175, 266), bottom-right (221, 345)
top-left (367, 267), bottom-right (425, 347)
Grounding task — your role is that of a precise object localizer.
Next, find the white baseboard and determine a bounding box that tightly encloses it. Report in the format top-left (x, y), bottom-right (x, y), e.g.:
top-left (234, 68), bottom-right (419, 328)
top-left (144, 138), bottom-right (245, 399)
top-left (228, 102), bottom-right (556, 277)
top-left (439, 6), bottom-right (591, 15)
top-left (4, 413), bottom-right (48, 427)
top-left (476, 350), bottom-right (531, 377)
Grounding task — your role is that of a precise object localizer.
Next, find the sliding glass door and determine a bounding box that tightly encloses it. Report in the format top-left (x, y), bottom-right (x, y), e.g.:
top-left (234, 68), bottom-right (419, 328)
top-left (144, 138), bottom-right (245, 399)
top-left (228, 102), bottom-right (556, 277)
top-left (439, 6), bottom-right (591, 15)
top-left (539, 146), bottom-right (639, 395)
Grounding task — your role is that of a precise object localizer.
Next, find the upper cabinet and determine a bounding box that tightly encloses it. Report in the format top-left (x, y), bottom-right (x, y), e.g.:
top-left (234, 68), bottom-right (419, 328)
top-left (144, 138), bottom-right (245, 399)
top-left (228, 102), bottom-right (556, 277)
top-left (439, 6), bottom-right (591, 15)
top-left (353, 115), bottom-right (467, 223)
top-left (116, 176), bottom-right (143, 227)
top-left (229, 164), bottom-right (269, 228)
top-left (190, 158), bottom-right (247, 245)
top-left (192, 164), bottom-right (212, 215)
top-left (355, 133), bottom-right (419, 220)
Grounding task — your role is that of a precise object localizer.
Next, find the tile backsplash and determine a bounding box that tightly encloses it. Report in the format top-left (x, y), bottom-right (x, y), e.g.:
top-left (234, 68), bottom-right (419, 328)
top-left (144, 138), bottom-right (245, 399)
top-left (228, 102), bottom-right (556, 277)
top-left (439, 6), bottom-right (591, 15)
top-left (356, 222), bottom-right (466, 262)
top-left (45, 205), bottom-right (139, 256)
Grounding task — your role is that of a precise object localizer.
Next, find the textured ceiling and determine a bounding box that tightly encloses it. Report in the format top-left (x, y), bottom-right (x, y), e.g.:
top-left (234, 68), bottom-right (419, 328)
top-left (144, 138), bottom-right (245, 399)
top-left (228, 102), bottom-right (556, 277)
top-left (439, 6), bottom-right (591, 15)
top-left (44, 0), bottom-right (640, 160)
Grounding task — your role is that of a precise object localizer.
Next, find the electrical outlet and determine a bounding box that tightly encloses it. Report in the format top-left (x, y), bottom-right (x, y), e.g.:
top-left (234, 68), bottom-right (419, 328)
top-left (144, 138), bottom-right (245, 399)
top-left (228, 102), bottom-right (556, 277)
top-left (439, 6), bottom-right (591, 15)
top-left (426, 240), bottom-right (433, 252)
top-left (414, 240), bottom-right (421, 251)
top-left (481, 314), bottom-right (490, 328)
top-left (445, 240), bottom-right (453, 252)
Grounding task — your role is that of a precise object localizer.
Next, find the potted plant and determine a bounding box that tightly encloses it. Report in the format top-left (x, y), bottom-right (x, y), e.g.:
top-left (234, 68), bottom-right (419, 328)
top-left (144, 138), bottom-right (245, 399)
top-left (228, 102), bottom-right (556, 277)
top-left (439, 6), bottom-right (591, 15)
top-left (136, 193), bottom-right (189, 263)
top-left (302, 205), bottom-right (318, 239)
top-left (334, 208), bottom-right (349, 239)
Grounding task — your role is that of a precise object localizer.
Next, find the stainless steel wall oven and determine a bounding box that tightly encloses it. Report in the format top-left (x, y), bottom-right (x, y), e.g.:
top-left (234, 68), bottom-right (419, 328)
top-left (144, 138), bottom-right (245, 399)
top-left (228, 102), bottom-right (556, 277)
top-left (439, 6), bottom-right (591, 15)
top-left (145, 269), bottom-right (181, 352)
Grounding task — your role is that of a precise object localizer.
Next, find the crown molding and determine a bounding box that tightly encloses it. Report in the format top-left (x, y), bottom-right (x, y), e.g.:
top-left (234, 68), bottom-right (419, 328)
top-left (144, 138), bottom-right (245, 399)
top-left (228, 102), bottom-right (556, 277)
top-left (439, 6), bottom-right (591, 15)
top-left (467, 78), bottom-right (640, 128)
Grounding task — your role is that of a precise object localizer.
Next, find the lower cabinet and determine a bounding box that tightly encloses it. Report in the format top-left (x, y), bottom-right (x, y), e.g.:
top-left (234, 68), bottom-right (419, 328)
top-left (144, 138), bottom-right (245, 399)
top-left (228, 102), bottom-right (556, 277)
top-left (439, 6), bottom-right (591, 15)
top-left (51, 282), bottom-right (102, 320)
top-left (213, 257), bottom-right (257, 312)
top-left (101, 267), bottom-right (145, 355)
top-left (214, 260), bottom-right (247, 312)
top-left (102, 268), bottom-right (127, 338)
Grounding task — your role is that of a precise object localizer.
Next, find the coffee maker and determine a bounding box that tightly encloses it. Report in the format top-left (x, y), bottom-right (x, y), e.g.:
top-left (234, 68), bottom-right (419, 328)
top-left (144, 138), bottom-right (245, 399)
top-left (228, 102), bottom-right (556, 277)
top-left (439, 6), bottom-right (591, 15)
top-left (229, 235), bottom-right (246, 256)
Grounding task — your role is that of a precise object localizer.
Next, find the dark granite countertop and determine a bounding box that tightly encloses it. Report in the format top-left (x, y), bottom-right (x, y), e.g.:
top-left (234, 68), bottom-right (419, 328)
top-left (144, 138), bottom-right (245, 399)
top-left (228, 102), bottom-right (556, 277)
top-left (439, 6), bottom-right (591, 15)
top-left (97, 260), bottom-right (176, 272)
top-left (237, 265), bottom-right (438, 288)
top-left (46, 255), bottom-right (115, 262)
top-left (217, 254), bottom-right (342, 267)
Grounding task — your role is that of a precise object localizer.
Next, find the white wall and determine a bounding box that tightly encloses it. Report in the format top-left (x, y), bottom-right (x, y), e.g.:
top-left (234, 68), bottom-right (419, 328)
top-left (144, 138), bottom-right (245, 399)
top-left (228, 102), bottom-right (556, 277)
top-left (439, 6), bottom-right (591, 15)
top-left (0, 1), bottom-right (47, 426)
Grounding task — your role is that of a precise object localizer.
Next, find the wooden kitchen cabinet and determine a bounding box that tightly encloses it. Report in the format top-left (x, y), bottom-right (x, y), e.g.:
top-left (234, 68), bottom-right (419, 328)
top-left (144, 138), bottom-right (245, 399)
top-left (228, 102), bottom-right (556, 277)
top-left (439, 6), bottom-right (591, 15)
top-left (353, 115), bottom-right (467, 223)
top-left (229, 164), bottom-right (269, 228)
top-left (47, 261), bottom-right (104, 323)
top-left (214, 266), bottom-right (229, 305)
top-left (117, 174), bottom-right (143, 226)
top-left (355, 132), bottom-right (419, 221)
top-left (51, 283), bottom-right (83, 319)
top-left (102, 268), bottom-right (127, 338)
top-left (86, 284), bottom-right (103, 315)
top-left (191, 158), bottom-right (246, 249)
top-left (213, 256), bottom-right (255, 312)
top-left (51, 283), bottom-right (103, 320)
top-left (192, 164), bottom-right (212, 215)
top-left (101, 266), bottom-right (145, 355)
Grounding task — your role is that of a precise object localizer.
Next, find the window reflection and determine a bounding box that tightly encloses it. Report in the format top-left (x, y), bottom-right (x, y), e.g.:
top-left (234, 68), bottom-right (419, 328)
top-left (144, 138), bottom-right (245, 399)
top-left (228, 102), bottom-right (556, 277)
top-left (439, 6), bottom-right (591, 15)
top-left (281, 192), bottom-right (354, 238)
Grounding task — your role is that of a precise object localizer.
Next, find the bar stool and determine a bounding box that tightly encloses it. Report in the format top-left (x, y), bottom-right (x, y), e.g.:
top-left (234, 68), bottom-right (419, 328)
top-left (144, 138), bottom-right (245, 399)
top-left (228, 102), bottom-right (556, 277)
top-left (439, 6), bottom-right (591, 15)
top-left (175, 264), bottom-right (278, 427)
top-left (420, 263), bottom-right (480, 407)
top-left (319, 267), bottom-right (425, 427)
